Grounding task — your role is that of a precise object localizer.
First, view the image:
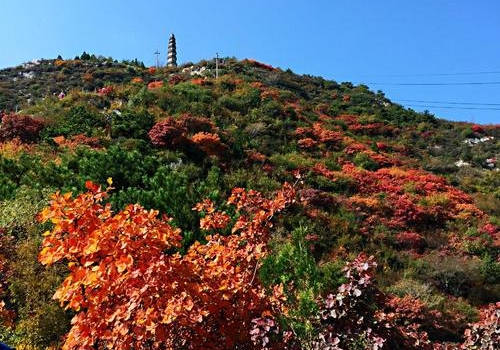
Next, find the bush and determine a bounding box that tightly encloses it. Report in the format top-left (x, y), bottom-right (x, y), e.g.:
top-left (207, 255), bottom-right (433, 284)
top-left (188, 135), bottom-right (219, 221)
top-left (0, 114), bottom-right (44, 143)
top-left (388, 278), bottom-right (445, 310)
top-left (111, 109), bottom-right (154, 139)
top-left (353, 152), bottom-right (379, 170)
top-left (148, 117), bottom-right (188, 148)
top-left (6, 238), bottom-right (70, 348)
top-left (41, 105), bottom-right (105, 138)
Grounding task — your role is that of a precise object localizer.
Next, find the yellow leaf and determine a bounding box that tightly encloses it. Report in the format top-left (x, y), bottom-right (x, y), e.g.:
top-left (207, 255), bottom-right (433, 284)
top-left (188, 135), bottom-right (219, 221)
top-left (107, 177), bottom-right (113, 186)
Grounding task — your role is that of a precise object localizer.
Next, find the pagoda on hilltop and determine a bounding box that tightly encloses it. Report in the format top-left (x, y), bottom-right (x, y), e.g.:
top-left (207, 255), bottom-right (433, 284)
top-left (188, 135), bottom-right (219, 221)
top-left (167, 34), bottom-right (177, 67)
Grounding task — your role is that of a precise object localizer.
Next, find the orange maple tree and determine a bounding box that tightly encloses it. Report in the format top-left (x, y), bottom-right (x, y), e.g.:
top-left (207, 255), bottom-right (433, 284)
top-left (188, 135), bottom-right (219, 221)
top-left (190, 132), bottom-right (227, 157)
top-left (38, 180), bottom-right (295, 349)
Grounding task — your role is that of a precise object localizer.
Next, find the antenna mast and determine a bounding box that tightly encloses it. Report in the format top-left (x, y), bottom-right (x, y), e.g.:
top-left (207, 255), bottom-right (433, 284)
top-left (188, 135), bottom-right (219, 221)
top-left (215, 52), bottom-right (219, 79)
top-left (154, 50), bottom-right (160, 68)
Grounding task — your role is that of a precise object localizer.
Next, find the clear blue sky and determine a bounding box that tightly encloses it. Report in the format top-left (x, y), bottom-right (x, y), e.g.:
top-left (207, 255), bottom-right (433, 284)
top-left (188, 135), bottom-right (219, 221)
top-left (1, 0), bottom-right (499, 124)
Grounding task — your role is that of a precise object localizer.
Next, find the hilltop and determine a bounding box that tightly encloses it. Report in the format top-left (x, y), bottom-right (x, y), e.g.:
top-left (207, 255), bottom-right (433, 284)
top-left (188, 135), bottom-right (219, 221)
top-left (0, 55), bottom-right (498, 349)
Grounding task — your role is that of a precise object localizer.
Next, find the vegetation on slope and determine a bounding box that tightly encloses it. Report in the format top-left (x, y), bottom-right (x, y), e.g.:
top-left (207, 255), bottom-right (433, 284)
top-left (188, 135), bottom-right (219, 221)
top-left (0, 55), bottom-right (498, 349)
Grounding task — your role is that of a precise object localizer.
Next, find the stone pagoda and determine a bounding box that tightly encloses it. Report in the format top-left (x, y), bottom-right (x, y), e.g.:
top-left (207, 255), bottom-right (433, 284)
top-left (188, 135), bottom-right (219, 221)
top-left (167, 34), bottom-right (177, 67)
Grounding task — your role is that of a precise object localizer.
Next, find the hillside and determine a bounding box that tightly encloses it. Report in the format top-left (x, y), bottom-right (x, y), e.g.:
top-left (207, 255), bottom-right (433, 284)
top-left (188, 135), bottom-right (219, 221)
top-left (0, 55), bottom-right (498, 349)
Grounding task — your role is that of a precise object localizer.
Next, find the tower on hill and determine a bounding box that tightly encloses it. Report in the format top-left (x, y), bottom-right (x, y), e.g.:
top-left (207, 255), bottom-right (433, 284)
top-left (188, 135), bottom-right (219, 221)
top-left (167, 34), bottom-right (177, 67)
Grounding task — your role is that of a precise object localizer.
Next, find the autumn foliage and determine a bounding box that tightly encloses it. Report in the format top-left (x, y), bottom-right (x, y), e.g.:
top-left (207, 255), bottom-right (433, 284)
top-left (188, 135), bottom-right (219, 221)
top-left (461, 302), bottom-right (499, 349)
top-left (243, 59), bottom-right (276, 71)
top-left (147, 80), bottom-right (163, 90)
top-left (314, 164), bottom-right (487, 235)
top-left (38, 180), bottom-right (296, 349)
top-left (148, 117), bottom-right (187, 148)
top-left (148, 115), bottom-right (227, 157)
top-left (0, 113), bottom-right (44, 143)
top-left (0, 57), bottom-right (498, 349)
top-left (190, 132), bottom-right (227, 156)
top-left (97, 86), bottom-right (114, 96)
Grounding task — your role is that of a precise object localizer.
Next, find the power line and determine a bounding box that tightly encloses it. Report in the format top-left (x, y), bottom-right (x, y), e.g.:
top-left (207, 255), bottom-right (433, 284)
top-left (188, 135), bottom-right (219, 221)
top-left (361, 81), bottom-right (500, 86)
top-left (355, 70), bottom-right (500, 78)
top-left (404, 104), bottom-right (500, 111)
top-left (397, 99), bottom-right (500, 106)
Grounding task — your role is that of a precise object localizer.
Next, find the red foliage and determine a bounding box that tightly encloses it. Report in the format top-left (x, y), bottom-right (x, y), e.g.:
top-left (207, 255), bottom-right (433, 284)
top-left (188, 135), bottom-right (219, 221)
top-left (246, 150), bottom-right (267, 163)
top-left (193, 199), bottom-right (231, 231)
top-left (344, 142), bottom-right (368, 154)
top-left (250, 81), bottom-right (264, 89)
top-left (315, 164), bottom-right (486, 239)
top-left (480, 223), bottom-right (500, 247)
top-left (190, 132), bottom-right (227, 157)
top-left (461, 302), bottom-right (499, 349)
top-left (350, 122), bottom-right (393, 136)
top-left (131, 77), bottom-right (143, 84)
top-left (376, 142), bottom-right (388, 151)
top-left (0, 113), bottom-right (44, 143)
top-left (149, 115), bottom-right (225, 157)
top-left (38, 181), bottom-right (296, 349)
top-left (168, 74), bottom-right (183, 85)
top-left (148, 118), bottom-right (187, 148)
top-left (337, 115), bottom-right (395, 136)
top-left (53, 134), bottom-right (102, 149)
top-left (312, 123), bottom-right (343, 144)
top-left (471, 124), bottom-right (484, 133)
top-left (301, 254), bottom-right (435, 350)
top-left (176, 114), bottom-right (215, 133)
top-left (480, 223), bottom-right (498, 237)
top-left (378, 295), bottom-right (439, 349)
top-left (343, 141), bottom-right (398, 167)
top-left (191, 78), bottom-right (210, 86)
top-left (147, 80), bottom-right (163, 90)
top-left (148, 67), bottom-right (157, 74)
top-left (395, 231), bottom-right (426, 251)
top-left (244, 59), bottom-right (276, 71)
top-left (297, 137), bottom-right (317, 149)
top-left (366, 150), bottom-right (399, 167)
top-left (97, 85), bottom-right (114, 96)
top-left (261, 88), bottom-right (281, 101)
top-left (295, 122), bottom-right (342, 150)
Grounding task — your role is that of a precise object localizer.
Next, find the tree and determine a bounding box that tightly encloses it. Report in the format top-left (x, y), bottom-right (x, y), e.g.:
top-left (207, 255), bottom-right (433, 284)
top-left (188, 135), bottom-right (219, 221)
top-left (80, 52), bottom-right (91, 60)
top-left (38, 180), bottom-right (296, 349)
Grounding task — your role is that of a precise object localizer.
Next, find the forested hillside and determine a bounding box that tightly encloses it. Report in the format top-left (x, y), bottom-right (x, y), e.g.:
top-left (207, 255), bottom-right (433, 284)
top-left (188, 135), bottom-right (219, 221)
top-left (0, 55), bottom-right (498, 349)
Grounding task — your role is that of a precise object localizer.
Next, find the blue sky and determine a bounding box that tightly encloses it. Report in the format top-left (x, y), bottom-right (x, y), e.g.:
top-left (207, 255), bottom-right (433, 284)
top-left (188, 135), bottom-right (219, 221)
top-left (1, 1), bottom-right (499, 124)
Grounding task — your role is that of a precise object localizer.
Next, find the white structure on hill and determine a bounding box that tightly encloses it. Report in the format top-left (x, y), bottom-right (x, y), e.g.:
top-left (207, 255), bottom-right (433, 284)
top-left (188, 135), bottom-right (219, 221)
top-left (167, 34), bottom-right (177, 67)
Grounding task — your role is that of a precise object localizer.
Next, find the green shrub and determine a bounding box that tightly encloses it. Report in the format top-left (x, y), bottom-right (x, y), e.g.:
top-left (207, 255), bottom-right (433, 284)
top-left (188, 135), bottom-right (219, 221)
top-left (270, 152), bottom-right (314, 170)
top-left (111, 109), bottom-right (154, 139)
top-left (260, 226), bottom-right (345, 295)
top-left (388, 278), bottom-right (445, 309)
top-left (41, 105), bottom-right (106, 138)
top-left (353, 152), bottom-right (379, 170)
top-left (7, 238), bottom-right (70, 348)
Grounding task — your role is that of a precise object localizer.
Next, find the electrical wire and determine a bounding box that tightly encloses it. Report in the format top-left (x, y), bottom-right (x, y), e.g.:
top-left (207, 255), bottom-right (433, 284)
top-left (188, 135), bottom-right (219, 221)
top-left (354, 71), bottom-right (500, 78)
top-left (396, 99), bottom-right (500, 106)
top-left (404, 104), bottom-right (500, 111)
top-left (361, 81), bottom-right (500, 86)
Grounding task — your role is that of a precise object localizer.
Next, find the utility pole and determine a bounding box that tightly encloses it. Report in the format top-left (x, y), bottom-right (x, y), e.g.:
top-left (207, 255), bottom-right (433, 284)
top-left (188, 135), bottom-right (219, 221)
top-left (215, 52), bottom-right (219, 79)
top-left (154, 50), bottom-right (160, 68)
